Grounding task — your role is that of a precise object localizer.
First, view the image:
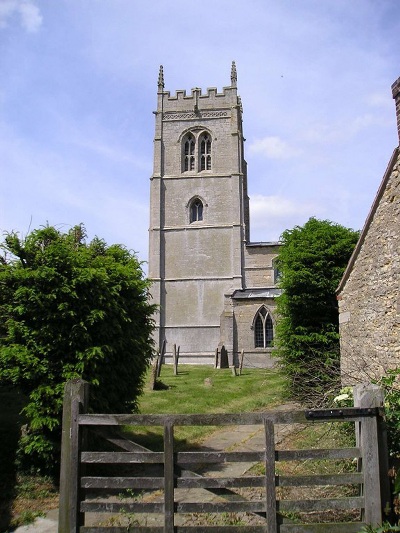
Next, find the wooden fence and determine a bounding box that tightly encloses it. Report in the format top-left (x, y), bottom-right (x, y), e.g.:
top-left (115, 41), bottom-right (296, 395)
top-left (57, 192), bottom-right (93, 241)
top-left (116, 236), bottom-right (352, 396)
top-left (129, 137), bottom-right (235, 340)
top-left (59, 380), bottom-right (390, 533)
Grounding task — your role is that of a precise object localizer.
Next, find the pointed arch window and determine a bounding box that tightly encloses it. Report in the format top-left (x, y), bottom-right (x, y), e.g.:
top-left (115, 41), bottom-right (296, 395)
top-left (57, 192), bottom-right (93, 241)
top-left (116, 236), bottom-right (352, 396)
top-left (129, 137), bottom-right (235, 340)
top-left (190, 199), bottom-right (203, 223)
top-left (183, 133), bottom-right (195, 172)
top-left (182, 131), bottom-right (212, 173)
top-left (199, 133), bottom-right (212, 171)
top-left (254, 307), bottom-right (274, 348)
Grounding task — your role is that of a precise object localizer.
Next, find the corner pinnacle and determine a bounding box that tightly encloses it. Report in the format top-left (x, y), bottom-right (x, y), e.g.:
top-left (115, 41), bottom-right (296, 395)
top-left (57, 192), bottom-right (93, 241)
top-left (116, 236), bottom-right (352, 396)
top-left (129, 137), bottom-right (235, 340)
top-left (231, 61), bottom-right (237, 88)
top-left (158, 65), bottom-right (164, 90)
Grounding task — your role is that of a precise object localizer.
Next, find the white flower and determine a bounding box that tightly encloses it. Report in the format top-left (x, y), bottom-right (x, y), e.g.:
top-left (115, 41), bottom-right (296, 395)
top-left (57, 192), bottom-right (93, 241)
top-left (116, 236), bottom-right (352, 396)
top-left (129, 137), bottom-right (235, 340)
top-left (333, 393), bottom-right (350, 403)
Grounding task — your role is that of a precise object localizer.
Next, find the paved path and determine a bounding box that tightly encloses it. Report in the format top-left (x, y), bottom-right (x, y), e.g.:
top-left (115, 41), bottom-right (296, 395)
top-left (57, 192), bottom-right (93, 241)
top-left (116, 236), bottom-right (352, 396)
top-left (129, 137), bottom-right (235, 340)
top-left (12, 404), bottom-right (300, 532)
top-left (12, 509), bottom-right (58, 533)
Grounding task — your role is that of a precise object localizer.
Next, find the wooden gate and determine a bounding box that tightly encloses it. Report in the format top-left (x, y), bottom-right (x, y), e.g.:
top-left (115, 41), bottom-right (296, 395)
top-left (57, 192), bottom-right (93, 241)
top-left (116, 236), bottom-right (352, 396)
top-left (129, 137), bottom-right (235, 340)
top-left (59, 380), bottom-right (390, 533)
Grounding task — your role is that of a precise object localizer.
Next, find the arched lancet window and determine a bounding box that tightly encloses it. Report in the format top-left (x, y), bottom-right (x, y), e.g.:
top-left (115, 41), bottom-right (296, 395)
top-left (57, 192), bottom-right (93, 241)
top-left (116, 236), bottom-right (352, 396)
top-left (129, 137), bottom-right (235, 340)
top-left (190, 199), bottom-right (203, 223)
top-left (254, 307), bottom-right (274, 348)
top-left (199, 133), bottom-right (212, 171)
top-left (183, 133), bottom-right (195, 172)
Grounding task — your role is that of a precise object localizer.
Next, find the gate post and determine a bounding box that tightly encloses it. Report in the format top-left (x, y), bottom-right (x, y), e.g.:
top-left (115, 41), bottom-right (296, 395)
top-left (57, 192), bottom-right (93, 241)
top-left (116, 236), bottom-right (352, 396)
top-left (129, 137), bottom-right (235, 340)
top-left (59, 379), bottom-right (89, 533)
top-left (354, 383), bottom-right (388, 527)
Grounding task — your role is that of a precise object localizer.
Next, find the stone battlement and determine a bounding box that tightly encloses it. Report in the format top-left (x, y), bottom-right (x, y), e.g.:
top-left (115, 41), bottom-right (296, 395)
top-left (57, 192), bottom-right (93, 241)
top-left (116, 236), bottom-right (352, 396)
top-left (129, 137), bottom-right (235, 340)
top-left (158, 86), bottom-right (238, 113)
top-left (162, 86), bottom-right (235, 100)
top-left (156, 63), bottom-right (239, 113)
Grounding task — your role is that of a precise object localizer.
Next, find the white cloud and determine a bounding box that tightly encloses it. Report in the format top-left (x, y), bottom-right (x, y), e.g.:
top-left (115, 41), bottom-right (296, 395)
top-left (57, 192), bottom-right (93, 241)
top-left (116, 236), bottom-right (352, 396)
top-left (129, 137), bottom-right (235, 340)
top-left (249, 194), bottom-right (325, 241)
top-left (250, 194), bottom-right (322, 223)
top-left (0, 0), bottom-right (42, 32)
top-left (0, 1), bottom-right (15, 27)
top-left (248, 136), bottom-right (302, 159)
top-left (18, 0), bottom-right (42, 32)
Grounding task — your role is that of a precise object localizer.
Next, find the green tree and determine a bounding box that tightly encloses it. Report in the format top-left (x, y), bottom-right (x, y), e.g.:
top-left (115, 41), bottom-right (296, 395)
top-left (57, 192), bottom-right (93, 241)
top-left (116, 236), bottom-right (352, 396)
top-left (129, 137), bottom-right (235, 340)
top-left (275, 217), bottom-right (359, 404)
top-left (0, 225), bottom-right (155, 473)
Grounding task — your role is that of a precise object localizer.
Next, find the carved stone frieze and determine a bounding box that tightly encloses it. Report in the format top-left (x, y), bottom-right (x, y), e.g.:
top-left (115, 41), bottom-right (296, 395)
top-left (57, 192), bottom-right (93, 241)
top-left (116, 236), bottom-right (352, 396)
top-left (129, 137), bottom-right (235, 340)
top-left (163, 111), bottom-right (229, 121)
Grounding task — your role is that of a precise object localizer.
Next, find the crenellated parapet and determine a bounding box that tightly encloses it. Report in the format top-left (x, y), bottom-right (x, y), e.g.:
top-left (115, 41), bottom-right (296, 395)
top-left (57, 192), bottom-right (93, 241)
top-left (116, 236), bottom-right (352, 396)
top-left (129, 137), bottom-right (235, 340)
top-left (158, 86), bottom-right (239, 113)
top-left (156, 63), bottom-right (240, 114)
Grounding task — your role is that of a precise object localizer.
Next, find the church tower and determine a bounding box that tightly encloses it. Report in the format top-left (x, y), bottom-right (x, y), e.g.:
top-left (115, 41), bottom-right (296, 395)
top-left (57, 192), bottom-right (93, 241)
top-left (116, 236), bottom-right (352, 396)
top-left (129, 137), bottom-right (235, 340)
top-left (148, 63), bottom-right (251, 363)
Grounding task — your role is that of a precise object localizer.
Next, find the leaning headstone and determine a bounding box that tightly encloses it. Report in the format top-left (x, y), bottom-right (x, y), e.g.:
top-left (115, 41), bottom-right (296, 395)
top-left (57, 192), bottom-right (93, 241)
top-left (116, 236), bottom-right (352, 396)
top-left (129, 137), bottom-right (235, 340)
top-left (156, 339), bottom-right (166, 377)
top-left (149, 359), bottom-right (158, 390)
top-left (173, 344), bottom-right (180, 376)
top-left (219, 345), bottom-right (229, 368)
top-left (239, 349), bottom-right (245, 375)
top-left (214, 348), bottom-right (219, 368)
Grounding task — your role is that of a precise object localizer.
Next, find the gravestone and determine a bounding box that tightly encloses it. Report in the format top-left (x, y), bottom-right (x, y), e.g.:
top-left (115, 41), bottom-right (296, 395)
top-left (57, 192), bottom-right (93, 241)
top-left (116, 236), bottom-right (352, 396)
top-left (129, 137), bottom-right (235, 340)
top-left (219, 345), bottom-right (229, 368)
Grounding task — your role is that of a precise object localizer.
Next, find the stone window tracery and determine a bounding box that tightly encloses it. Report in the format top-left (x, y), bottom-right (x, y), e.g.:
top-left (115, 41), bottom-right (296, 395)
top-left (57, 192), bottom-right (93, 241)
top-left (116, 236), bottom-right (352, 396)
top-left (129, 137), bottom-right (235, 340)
top-left (199, 133), bottom-right (212, 171)
top-left (254, 307), bottom-right (273, 348)
top-left (182, 131), bottom-right (212, 173)
top-left (183, 133), bottom-right (195, 172)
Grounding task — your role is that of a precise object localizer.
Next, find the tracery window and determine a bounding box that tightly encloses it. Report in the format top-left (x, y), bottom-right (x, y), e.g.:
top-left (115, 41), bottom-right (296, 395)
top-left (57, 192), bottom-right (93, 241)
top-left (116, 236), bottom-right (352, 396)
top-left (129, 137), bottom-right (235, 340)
top-left (183, 133), bottom-right (195, 171)
top-left (199, 133), bottom-right (212, 171)
top-left (190, 199), bottom-right (203, 223)
top-left (254, 307), bottom-right (273, 348)
top-left (182, 131), bottom-right (212, 172)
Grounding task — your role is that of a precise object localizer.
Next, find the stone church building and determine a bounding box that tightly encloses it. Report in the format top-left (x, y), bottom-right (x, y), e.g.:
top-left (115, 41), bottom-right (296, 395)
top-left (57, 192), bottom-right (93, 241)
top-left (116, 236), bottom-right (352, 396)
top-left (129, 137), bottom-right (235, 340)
top-left (148, 63), bottom-right (281, 367)
top-left (337, 76), bottom-right (400, 384)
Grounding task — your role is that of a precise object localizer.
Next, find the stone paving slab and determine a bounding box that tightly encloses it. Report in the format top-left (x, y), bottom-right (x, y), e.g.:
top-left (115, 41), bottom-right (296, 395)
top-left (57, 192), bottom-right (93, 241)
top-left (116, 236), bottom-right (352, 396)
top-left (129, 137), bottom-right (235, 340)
top-left (11, 509), bottom-right (58, 533)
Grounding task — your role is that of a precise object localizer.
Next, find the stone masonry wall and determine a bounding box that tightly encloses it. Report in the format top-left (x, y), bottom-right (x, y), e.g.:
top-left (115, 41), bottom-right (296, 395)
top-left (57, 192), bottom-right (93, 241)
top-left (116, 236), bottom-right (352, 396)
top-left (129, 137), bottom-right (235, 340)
top-left (233, 299), bottom-right (277, 368)
top-left (339, 151), bottom-right (400, 383)
top-left (244, 244), bottom-right (280, 288)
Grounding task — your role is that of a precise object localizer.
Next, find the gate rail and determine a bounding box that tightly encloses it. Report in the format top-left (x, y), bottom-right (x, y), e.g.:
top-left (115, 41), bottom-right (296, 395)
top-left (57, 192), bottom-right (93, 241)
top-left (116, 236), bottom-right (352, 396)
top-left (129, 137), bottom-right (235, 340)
top-left (58, 380), bottom-right (389, 533)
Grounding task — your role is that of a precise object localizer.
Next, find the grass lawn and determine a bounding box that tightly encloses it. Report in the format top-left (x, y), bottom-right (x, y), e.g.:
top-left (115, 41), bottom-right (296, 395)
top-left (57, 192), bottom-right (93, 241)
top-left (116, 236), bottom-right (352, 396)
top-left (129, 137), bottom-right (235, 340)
top-left (122, 365), bottom-right (286, 450)
top-left (139, 365), bottom-right (285, 414)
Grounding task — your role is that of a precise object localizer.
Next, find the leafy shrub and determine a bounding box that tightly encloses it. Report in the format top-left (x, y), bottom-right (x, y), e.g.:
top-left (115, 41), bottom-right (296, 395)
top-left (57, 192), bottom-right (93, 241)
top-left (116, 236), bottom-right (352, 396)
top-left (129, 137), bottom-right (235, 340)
top-left (0, 225), bottom-right (155, 474)
top-left (378, 369), bottom-right (400, 460)
top-left (275, 217), bottom-right (359, 404)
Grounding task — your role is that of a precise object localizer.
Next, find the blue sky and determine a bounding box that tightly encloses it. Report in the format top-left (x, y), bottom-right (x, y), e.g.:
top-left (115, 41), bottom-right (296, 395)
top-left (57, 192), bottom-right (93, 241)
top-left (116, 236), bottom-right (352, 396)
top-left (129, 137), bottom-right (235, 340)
top-left (1, 0), bottom-right (399, 267)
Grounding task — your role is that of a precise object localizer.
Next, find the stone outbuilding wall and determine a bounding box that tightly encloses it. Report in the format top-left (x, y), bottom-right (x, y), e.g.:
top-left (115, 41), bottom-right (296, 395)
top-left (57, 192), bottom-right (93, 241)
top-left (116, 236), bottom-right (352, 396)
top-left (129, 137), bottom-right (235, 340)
top-left (338, 148), bottom-right (400, 383)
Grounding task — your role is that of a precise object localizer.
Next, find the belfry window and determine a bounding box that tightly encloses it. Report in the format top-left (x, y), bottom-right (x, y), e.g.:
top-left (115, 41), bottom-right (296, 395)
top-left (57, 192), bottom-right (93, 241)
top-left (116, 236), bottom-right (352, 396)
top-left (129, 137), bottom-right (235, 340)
top-left (254, 307), bottom-right (273, 348)
top-left (199, 133), bottom-right (212, 170)
top-left (182, 131), bottom-right (212, 173)
top-left (183, 133), bottom-right (195, 171)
